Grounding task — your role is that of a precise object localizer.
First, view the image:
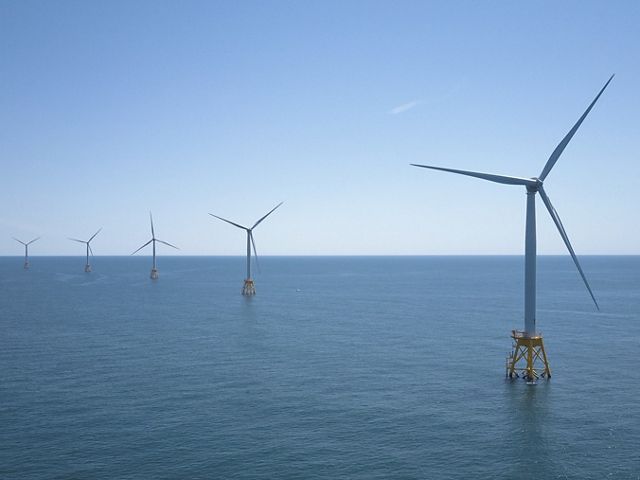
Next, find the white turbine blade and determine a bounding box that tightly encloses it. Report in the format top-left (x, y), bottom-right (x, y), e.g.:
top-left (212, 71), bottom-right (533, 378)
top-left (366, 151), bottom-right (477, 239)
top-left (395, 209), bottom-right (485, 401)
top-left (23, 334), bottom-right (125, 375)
top-left (89, 245), bottom-right (94, 257)
top-left (13, 237), bottom-right (26, 246)
top-left (149, 212), bottom-right (155, 238)
top-left (89, 228), bottom-right (102, 243)
top-left (410, 164), bottom-right (536, 187)
top-left (208, 213), bottom-right (248, 230)
top-left (156, 239), bottom-right (179, 250)
top-left (539, 74), bottom-right (614, 181)
top-left (27, 237), bottom-right (41, 245)
top-left (252, 202), bottom-right (284, 229)
top-left (250, 231), bottom-right (261, 274)
top-left (539, 187), bottom-right (599, 310)
top-left (131, 239), bottom-right (153, 255)
top-left (68, 237), bottom-right (86, 244)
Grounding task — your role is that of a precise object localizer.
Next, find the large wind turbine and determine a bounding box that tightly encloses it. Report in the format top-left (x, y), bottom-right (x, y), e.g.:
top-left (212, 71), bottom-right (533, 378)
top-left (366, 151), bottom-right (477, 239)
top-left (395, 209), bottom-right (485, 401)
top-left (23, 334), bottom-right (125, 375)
top-left (13, 237), bottom-right (40, 269)
top-left (131, 212), bottom-right (178, 279)
top-left (209, 202), bottom-right (283, 295)
top-left (412, 75), bottom-right (613, 381)
top-left (69, 228), bottom-right (102, 272)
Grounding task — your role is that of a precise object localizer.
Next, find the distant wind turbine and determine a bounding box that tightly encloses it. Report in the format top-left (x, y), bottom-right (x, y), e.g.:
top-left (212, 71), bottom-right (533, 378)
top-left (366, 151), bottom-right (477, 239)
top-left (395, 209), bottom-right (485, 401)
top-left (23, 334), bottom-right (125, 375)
top-left (131, 212), bottom-right (178, 279)
top-left (69, 228), bottom-right (102, 272)
top-left (411, 74), bottom-right (613, 381)
top-left (13, 236), bottom-right (40, 269)
top-left (209, 202), bottom-right (283, 295)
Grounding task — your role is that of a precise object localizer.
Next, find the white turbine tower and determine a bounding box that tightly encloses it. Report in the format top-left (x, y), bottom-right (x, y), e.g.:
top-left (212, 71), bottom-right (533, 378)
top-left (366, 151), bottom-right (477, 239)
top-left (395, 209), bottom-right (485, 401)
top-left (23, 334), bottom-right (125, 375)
top-left (68, 228), bottom-right (102, 272)
top-left (412, 75), bottom-right (613, 381)
top-left (209, 202), bottom-right (283, 295)
top-left (131, 212), bottom-right (178, 279)
top-left (13, 237), bottom-right (40, 269)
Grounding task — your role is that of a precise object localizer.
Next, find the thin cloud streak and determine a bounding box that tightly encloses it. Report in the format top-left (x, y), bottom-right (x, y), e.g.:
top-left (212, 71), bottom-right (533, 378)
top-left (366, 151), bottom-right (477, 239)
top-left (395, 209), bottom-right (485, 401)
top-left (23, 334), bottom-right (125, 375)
top-left (389, 100), bottom-right (420, 115)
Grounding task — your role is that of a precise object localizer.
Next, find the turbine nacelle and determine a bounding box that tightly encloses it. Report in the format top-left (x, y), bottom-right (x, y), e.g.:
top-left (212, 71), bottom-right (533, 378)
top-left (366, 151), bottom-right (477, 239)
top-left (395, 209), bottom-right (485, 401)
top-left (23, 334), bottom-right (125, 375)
top-left (526, 178), bottom-right (543, 193)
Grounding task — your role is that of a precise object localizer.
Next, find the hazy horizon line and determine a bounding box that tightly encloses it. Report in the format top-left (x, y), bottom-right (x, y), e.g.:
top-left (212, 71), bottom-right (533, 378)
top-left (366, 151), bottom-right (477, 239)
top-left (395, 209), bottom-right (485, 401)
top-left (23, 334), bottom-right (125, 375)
top-left (1, 254), bottom-right (638, 258)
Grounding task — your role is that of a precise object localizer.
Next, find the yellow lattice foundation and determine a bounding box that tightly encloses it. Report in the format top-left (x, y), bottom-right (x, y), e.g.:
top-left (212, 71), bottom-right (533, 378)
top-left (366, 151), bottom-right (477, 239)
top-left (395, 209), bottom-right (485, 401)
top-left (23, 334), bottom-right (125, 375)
top-left (506, 330), bottom-right (551, 381)
top-left (242, 279), bottom-right (256, 296)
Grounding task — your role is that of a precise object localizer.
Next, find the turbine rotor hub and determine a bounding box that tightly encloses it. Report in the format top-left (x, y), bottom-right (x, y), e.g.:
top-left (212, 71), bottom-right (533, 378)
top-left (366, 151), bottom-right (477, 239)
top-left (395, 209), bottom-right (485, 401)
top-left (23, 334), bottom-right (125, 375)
top-left (526, 177), bottom-right (543, 193)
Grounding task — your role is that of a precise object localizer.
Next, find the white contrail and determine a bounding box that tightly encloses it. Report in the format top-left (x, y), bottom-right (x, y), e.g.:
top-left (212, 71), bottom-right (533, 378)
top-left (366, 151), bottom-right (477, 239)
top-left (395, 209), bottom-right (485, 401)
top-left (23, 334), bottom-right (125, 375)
top-left (389, 100), bottom-right (419, 115)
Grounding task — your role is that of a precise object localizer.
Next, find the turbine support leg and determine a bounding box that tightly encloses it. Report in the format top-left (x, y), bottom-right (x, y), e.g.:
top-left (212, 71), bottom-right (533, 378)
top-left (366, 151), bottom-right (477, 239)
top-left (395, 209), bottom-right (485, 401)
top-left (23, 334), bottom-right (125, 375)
top-left (85, 264), bottom-right (92, 273)
top-left (150, 268), bottom-right (159, 280)
top-left (242, 279), bottom-right (256, 296)
top-left (23, 261), bottom-right (29, 269)
top-left (507, 330), bottom-right (551, 382)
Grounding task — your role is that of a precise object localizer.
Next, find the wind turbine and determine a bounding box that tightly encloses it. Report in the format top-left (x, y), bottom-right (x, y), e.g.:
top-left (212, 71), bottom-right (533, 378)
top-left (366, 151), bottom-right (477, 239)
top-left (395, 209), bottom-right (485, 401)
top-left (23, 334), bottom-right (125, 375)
top-left (68, 228), bottom-right (102, 272)
top-left (209, 202), bottom-right (283, 295)
top-left (131, 212), bottom-right (179, 279)
top-left (412, 75), bottom-right (613, 381)
top-left (13, 237), bottom-right (40, 269)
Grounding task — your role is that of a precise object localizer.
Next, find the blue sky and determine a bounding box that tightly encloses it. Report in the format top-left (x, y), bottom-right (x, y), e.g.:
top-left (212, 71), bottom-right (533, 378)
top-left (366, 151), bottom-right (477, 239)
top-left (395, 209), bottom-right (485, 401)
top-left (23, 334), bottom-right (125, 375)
top-left (1, 1), bottom-right (638, 255)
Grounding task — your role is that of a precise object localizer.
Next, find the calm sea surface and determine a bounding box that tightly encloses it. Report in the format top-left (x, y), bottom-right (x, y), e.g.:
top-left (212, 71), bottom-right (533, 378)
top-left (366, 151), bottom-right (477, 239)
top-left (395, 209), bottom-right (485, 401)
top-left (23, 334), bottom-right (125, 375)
top-left (1, 256), bottom-right (639, 479)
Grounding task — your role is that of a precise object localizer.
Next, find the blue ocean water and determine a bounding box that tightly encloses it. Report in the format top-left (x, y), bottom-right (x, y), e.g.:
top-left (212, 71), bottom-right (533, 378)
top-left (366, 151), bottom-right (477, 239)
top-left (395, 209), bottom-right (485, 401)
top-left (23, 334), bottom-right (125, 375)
top-left (1, 256), bottom-right (639, 479)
